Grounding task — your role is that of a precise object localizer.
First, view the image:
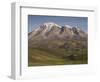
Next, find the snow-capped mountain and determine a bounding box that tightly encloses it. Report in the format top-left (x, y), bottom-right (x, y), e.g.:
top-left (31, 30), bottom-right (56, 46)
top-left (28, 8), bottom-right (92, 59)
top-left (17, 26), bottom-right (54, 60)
top-left (28, 22), bottom-right (87, 41)
top-left (28, 22), bottom-right (88, 66)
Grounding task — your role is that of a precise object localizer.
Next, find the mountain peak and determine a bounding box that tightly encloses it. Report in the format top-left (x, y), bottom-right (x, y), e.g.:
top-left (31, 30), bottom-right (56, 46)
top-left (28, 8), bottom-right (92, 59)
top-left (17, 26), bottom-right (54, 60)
top-left (72, 26), bottom-right (80, 32)
top-left (43, 22), bottom-right (57, 25)
top-left (41, 22), bottom-right (61, 28)
top-left (64, 25), bottom-right (72, 28)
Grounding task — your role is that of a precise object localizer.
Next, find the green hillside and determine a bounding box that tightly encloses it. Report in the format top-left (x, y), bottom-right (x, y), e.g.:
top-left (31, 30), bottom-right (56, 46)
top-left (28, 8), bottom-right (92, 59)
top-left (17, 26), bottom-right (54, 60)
top-left (28, 39), bottom-right (88, 66)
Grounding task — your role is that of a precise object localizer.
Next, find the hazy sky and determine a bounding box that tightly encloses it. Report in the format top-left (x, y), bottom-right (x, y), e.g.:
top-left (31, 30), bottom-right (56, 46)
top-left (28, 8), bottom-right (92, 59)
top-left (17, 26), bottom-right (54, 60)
top-left (28, 15), bottom-right (88, 33)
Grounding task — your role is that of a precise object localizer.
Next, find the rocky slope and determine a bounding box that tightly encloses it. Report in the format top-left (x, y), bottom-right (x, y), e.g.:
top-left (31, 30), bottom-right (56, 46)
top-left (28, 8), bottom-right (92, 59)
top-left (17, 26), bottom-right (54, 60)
top-left (29, 22), bottom-right (87, 40)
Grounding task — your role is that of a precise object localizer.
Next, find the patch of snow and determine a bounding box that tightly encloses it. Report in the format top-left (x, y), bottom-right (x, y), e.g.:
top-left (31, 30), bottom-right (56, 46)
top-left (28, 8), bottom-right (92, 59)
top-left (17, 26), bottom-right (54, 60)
top-left (41, 22), bottom-right (61, 33)
top-left (64, 25), bottom-right (72, 28)
top-left (43, 22), bottom-right (61, 28)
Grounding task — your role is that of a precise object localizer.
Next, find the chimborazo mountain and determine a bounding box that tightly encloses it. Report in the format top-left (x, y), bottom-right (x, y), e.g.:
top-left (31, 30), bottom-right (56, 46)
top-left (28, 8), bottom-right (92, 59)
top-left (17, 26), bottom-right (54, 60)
top-left (28, 22), bottom-right (88, 66)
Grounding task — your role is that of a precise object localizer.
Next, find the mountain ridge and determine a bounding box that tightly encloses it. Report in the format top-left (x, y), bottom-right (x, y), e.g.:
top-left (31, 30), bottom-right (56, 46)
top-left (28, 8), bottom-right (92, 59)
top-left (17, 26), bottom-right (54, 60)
top-left (28, 22), bottom-right (87, 41)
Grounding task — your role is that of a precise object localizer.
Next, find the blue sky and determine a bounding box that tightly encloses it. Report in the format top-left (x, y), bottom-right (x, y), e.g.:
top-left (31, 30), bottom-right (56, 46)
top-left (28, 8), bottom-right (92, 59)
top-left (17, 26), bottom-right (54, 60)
top-left (28, 15), bottom-right (88, 33)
